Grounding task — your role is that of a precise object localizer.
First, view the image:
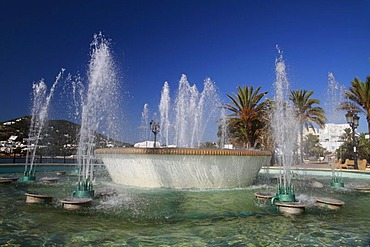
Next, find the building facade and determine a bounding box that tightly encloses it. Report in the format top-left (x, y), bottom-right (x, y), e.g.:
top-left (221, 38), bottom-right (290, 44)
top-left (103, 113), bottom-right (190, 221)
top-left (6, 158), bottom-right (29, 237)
top-left (318, 123), bottom-right (348, 153)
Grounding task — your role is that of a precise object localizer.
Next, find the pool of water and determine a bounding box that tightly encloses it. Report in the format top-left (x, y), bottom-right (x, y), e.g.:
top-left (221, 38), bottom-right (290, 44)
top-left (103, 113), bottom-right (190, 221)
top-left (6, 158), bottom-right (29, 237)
top-left (1, 167), bottom-right (370, 246)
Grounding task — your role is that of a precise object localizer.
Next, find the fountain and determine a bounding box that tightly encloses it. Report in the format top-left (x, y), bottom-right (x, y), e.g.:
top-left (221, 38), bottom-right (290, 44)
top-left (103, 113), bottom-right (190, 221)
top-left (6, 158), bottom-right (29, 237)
top-left (95, 74), bottom-right (271, 189)
top-left (20, 70), bottom-right (64, 182)
top-left (96, 147), bottom-right (270, 189)
top-left (139, 103), bottom-right (150, 143)
top-left (159, 82), bottom-right (170, 146)
top-left (270, 47), bottom-right (301, 206)
top-left (326, 72), bottom-right (346, 188)
top-left (2, 37), bottom-right (370, 244)
top-left (73, 33), bottom-right (121, 198)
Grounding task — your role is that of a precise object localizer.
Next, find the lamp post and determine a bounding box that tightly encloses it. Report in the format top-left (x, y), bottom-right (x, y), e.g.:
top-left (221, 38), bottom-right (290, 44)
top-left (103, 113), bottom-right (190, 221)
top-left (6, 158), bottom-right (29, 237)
top-left (345, 111), bottom-right (360, 169)
top-left (150, 120), bottom-right (160, 148)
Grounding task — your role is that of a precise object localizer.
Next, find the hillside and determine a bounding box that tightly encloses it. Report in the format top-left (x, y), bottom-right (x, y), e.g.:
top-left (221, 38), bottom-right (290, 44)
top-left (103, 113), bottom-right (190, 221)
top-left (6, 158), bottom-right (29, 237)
top-left (0, 116), bottom-right (131, 156)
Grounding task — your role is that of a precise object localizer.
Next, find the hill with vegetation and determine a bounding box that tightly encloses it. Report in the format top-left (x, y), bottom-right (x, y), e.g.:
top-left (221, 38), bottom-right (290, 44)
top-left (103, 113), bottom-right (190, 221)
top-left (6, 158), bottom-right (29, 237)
top-left (0, 116), bottom-right (131, 157)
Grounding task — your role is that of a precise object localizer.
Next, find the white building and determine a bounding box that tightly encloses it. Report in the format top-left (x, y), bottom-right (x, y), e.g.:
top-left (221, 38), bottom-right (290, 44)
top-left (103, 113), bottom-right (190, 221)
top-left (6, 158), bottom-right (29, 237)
top-left (319, 123), bottom-right (348, 153)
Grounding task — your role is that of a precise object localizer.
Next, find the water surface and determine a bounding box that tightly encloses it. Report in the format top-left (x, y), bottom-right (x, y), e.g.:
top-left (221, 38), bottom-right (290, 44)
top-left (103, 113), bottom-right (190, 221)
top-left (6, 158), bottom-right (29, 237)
top-left (1, 169), bottom-right (370, 246)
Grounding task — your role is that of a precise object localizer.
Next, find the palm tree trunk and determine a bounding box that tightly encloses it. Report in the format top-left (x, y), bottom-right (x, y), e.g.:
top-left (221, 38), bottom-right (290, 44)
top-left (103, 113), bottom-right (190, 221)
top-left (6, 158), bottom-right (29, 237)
top-left (367, 115), bottom-right (370, 136)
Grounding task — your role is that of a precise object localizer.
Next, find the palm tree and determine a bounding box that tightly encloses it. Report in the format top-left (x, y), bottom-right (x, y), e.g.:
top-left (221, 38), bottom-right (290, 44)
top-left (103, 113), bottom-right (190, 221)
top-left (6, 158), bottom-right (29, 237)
top-left (340, 76), bottom-right (370, 134)
top-left (224, 86), bottom-right (268, 148)
top-left (289, 89), bottom-right (326, 161)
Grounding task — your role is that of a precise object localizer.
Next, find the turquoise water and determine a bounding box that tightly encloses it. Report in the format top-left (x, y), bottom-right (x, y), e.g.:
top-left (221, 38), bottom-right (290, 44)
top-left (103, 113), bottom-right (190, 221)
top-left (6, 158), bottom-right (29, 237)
top-left (1, 168), bottom-right (370, 246)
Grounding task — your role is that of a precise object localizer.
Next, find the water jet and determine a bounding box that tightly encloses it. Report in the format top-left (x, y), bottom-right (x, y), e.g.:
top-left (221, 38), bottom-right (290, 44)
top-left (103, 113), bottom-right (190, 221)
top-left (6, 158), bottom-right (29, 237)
top-left (21, 71), bottom-right (63, 183)
top-left (270, 47), bottom-right (299, 205)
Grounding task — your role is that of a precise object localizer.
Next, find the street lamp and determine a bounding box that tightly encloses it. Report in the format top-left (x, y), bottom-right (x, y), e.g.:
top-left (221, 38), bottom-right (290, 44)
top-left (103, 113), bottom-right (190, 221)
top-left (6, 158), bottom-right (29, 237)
top-left (150, 120), bottom-right (160, 148)
top-left (345, 111), bottom-right (360, 169)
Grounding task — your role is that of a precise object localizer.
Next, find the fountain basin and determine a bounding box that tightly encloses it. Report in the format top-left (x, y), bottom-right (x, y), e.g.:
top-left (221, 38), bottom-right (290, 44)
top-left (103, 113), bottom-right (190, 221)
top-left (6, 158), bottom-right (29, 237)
top-left (0, 179), bottom-right (13, 184)
top-left (25, 193), bottom-right (53, 204)
top-left (274, 201), bottom-right (306, 216)
top-left (354, 187), bottom-right (370, 193)
top-left (40, 177), bottom-right (59, 183)
top-left (314, 197), bottom-right (345, 210)
top-left (60, 198), bottom-right (93, 210)
top-left (95, 148), bottom-right (271, 189)
top-left (0, 177), bottom-right (18, 182)
top-left (255, 192), bottom-right (275, 204)
top-left (255, 191), bottom-right (275, 200)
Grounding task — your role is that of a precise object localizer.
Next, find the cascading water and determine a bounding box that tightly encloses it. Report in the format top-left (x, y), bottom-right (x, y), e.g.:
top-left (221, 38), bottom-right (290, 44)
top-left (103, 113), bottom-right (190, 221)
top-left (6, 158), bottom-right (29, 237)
top-left (159, 74), bottom-right (222, 148)
top-left (21, 70), bottom-right (64, 182)
top-left (271, 47), bottom-right (299, 202)
top-left (75, 33), bottom-right (120, 197)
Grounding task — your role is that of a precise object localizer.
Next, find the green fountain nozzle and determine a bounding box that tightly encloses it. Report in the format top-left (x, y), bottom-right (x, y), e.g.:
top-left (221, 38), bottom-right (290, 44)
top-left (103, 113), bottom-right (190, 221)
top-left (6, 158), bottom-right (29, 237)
top-left (271, 183), bottom-right (296, 205)
top-left (331, 175), bottom-right (344, 188)
top-left (19, 170), bottom-right (36, 182)
top-left (72, 178), bottom-right (94, 198)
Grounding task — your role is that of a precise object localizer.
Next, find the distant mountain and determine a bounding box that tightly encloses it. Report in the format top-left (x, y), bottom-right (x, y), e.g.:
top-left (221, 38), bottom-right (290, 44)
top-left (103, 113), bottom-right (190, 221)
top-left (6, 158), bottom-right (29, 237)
top-left (0, 116), bottom-right (132, 156)
top-left (0, 116), bottom-right (31, 141)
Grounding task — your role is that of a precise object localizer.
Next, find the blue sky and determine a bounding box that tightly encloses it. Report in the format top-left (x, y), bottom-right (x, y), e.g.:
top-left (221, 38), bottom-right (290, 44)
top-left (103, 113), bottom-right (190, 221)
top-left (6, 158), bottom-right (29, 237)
top-left (1, 0), bottom-right (369, 143)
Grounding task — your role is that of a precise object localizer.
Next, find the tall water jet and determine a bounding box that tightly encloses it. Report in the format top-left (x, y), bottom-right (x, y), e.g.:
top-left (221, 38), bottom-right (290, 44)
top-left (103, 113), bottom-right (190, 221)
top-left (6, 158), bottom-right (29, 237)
top-left (194, 78), bottom-right (222, 146)
top-left (20, 70), bottom-right (64, 182)
top-left (140, 103), bottom-right (150, 142)
top-left (160, 74), bottom-right (222, 148)
top-left (159, 82), bottom-right (170, 146)
top-left (326, 72), bottom-right (346, 123)
top-left (326, 72), bottom-right (346, 188)
top-left (219, 107), bottom-right (229, 148)
top-left (271, 47), bottom-right (299, 203)
top-left (74, 33), bottom-right (120, 197)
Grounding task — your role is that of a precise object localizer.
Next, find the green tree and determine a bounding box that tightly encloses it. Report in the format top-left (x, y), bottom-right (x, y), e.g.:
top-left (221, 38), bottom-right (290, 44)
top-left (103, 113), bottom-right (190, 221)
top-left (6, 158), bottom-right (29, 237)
top-left (337, 130), bottom-right (370, 161)
top-left (289, 90), bottom-right (326, 161)
top-left (302, 133), bottom-right (326, 159)
top-left (224, 86), bottom-right (268, 149)
top-left (340, 76), bottom-right (370, 134)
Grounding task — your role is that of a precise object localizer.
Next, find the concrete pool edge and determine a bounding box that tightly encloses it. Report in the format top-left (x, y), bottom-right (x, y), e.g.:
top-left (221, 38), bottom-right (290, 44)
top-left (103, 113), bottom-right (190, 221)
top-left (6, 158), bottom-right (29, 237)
top-left (261, 165), bottom-right (370, 179)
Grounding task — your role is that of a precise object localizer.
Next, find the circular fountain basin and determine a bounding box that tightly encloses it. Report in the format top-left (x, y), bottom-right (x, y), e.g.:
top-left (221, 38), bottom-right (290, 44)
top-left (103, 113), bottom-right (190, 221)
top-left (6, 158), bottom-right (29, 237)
top-left (314, 197), bottom-right (345, 210)
top-left (95, 148), bottom-right (271, 189)
top-left (354, 187), bottom-right (370, 193)
top-left (0, 177), bottom-right (18, 182)
top-left (60, 198), bottom-right (93, 210)
top-left (274, 201), bottom-right (306, 216)
top-left (0, 177), bottom-right (18, 183)
top-left (40, 177), bottom-right (59, 183)
top-left (25, 193), bottom-right (53, 204)
top-left (0, 179), bottom-right (13, 184)
top-left (255, 192), bottom-right (275, 200)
